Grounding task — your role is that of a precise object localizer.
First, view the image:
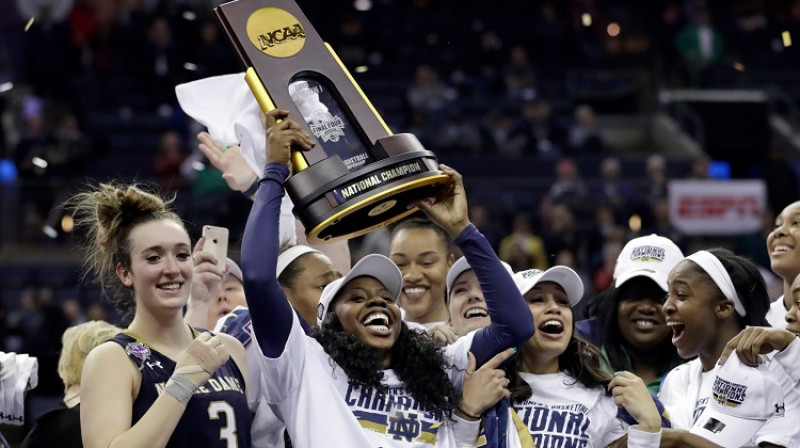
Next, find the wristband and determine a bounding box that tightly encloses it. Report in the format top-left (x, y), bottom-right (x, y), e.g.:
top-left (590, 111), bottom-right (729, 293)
top-left (242, 178), bottom-right (260, 198)
top-left (457, 406), bottom-right (482, 420)
top-left (164, 373), bottom-right (197, 405)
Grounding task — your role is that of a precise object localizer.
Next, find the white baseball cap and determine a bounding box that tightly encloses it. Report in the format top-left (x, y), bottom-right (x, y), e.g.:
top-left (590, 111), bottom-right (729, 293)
top-left (225, 258), bottom-right (243, 283)
top-left (613, 234), bottom-right (684, 291)
top-left (445, 256), bottom-right (513, 298)
top-left (690, 352), bottom-right (785, 448)
top-left (316, 254), bottom-right (403, 325)
top-left (512, 267), bottom-right (584, 307)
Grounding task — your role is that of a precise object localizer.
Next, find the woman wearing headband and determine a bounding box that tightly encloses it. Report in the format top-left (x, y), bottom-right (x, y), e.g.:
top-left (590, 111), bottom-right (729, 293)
top-left (275, 244), bottom-right (340, 328)
top-left (659, 248), bottom-right (799, 446)
top-left (240, 109), bottom-right (533, 447)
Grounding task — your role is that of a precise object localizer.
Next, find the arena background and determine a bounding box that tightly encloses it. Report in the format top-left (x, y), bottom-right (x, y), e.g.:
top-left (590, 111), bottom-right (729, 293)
top-left (2, 0), bottom-right (800, 442)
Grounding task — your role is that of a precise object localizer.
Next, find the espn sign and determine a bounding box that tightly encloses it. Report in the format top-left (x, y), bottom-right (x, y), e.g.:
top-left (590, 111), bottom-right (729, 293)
top-left (668, 180), bottom-right (766, 235)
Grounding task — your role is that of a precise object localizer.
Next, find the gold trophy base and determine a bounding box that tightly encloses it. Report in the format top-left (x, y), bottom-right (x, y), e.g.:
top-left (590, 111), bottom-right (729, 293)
top-left (285, 135), bottom-right (450, 243)
top-left (305, 173), bottom-right (450, 243)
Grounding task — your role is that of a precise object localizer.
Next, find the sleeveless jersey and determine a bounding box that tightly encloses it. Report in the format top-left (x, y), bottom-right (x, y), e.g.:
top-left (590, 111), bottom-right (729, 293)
top-left (110, 330), bottom-right (251, 448)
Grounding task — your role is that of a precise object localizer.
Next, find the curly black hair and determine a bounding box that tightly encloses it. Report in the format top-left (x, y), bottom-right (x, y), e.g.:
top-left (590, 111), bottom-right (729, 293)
top-left (310, 313), bottom-right (460, 419)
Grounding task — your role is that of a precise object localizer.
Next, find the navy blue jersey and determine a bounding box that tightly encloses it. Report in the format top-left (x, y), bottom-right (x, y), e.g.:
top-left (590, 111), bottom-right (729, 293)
top-left (110, 330), bottom-right (251, 448)
top-left (216, 308), bottom-right (253, 347)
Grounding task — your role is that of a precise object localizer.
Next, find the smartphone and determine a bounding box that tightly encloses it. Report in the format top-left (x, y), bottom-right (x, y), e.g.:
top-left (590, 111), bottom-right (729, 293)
top-left (201, 225), bottom-right (229, 269)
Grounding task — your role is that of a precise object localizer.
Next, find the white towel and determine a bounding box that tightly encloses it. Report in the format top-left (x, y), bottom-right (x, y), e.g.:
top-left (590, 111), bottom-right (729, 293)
top-left (0, 352), bottom-right (38, 426)
top-left (175, 73), bottom-right (297, 245)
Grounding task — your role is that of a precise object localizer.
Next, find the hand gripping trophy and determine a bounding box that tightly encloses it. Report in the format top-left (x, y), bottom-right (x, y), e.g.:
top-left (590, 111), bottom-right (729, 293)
top-left (215, 0), bottom-right (450, 243)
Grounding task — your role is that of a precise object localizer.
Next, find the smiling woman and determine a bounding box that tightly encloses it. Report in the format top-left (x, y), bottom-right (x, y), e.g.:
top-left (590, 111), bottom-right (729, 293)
top-left (658, 248), bottom-right (800, 447)
top-left (239, 110), bottom-right (534, 448)
top-left (508, 267), bottom-right (664, 448)
top-left (389, 216), bottom-right (455, 329)
top-left (765, 200), bottom-right (800, 328)
top-left (65, 183), bottom-right (250, 448)
top-left (577, 234), bottom-right (684, 394)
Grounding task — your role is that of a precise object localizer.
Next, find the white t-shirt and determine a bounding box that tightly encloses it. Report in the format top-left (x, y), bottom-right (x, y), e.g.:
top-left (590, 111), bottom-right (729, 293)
top-left (513, 372), bottom-right (660, 448)
top-left (766, 296), bottom-right (789, 329)
top-left (253, 312), bottom-right (480, 448)
top-left (660, 357), bottom-right (800, 448)
top-left (774, 337), bottom-right (800, 384)
top-left (404, 320), bottom-right (447, 332)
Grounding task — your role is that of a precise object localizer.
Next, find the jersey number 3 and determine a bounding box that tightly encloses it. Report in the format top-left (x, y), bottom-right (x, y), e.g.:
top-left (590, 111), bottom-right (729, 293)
top-left (208, 401), bottom-right (238, 448)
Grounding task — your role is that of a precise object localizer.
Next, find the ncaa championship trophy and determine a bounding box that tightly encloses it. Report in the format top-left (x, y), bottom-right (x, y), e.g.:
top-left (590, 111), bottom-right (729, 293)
top-left (215, 0), bottom-right (451, 243)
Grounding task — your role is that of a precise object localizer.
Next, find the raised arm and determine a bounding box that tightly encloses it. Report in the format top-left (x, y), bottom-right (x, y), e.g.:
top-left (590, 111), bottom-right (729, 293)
top-left (183, 237), bottom-right (224, 329)
top-left (456, 224), bottom-right (534, 365)
top-left (240, 110), bottom-right (315, 357)
top-left (414, 165), bottom-right (534, 366)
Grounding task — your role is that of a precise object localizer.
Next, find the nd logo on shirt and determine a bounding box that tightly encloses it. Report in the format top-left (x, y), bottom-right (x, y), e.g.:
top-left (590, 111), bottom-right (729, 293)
top-left (345, 382), bottom-right (443, 444)
top-left (692, 397), bottom-right (710, 425)
top-left (515, 400), bottom-right (591, 448)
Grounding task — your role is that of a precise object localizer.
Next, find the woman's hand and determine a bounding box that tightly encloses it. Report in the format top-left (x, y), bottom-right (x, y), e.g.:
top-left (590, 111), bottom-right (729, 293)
top-left (719, 326), bottom-right (797, 367)
top-left (189, 237), bottom-right (224, 309)
top-left (427, 324), bottom-right (460, 345)
top-left (412, 164), bottom-right (470, 238)
top-left (197, 132), bottom-right (259, 193)
top-left (264, 109), bottom-right (315, 170)
top-left (174, 332), bottom-right (230, 386)
top-left (608, 371), bottom-right (661, 433)
top-left (459, 348), bottom-right (516, 419)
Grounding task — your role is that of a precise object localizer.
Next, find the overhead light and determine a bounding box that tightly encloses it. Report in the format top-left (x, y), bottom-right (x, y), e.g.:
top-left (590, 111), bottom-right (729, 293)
top-left (0, 82), bottom-right (13, 93)
top-left (43, 225), bottom-right (58, 239)
top-left (183, 11), bottom-right (196, 21)
top-left (628, 214), bottom-right (642, 232)
top-left (32, 157), bottom-right (48, 168)
top-left (607, 22), bottom-right (621, 37)
top-left (354, 0), bottom-right (372, 11)
top-left (581, 13), bottom-right (592, 27)
top-left (61, 214), bottom-right (75, 233)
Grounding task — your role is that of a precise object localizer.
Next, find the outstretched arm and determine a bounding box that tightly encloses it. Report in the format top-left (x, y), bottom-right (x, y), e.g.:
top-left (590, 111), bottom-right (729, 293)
top-left (455, 224), bottom-right (533, 366)
top-left (240, 110), bottom-right (316, 357)
top-left (414, 165), bottom-right (534, 366)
